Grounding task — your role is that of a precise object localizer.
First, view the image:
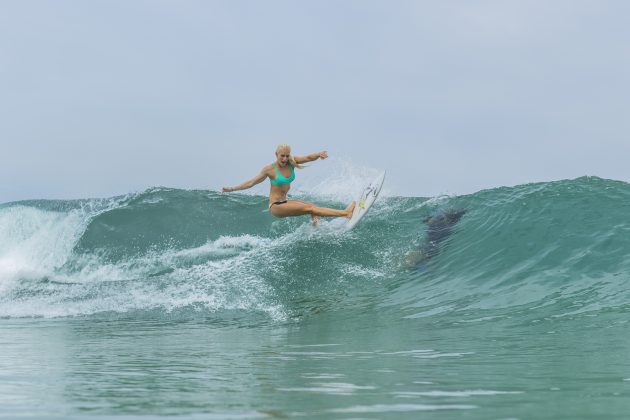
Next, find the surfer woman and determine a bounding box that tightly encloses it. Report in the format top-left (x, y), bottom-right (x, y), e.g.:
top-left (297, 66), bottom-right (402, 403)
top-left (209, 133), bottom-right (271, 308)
top-left (222, 144), bottom-right (355, 220)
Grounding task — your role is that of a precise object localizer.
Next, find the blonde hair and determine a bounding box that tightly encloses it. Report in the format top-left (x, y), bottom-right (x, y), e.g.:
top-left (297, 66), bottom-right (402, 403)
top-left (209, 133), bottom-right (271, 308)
top-left (276, 144), bottom-right (305, 169)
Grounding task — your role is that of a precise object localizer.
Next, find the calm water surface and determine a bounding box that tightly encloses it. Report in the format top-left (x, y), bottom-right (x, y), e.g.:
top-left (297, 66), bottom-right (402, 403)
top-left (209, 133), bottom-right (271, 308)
top-left (2, 309), bottom-right (630, 419)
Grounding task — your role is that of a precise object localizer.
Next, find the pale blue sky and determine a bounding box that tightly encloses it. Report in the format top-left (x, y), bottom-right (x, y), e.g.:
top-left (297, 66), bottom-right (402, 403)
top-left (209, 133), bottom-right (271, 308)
top-left (1, 0), bottom-right (629, 202)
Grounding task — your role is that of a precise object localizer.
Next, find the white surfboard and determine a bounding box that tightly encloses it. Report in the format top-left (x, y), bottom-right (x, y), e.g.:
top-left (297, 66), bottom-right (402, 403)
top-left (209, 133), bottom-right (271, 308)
top-left (346, 171), bottom-right (386, 230)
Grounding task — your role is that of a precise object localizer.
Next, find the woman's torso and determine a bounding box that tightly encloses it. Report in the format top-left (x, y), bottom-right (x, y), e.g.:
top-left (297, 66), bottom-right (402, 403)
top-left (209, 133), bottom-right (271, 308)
top-left (268, 163), bottom-right (294, 204)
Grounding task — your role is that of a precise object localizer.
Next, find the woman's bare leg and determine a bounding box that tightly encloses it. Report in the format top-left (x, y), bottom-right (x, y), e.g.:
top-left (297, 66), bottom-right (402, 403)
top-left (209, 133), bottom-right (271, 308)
top-left (291, 200), bottom-right (321, 225)
top-left (270, 200), bottom-right (355, 219)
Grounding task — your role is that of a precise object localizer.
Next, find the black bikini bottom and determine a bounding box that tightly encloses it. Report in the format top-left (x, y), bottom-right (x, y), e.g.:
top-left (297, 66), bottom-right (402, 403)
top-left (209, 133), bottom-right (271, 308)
top-left (270, 200), bottom-right (288, 207)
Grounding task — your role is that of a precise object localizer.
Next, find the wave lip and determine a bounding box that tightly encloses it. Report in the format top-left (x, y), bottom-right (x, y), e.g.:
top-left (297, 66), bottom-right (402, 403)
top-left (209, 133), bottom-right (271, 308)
top-left (0, 205), bottom-right (88, 294)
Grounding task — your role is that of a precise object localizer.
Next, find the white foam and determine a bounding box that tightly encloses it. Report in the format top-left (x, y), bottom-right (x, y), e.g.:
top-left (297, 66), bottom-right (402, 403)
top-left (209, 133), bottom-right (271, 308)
top-left (278, 382), bottom-right (376, 395)
top-left (0, 206), bottom-right (86, 294)
top-left (330, 403), bottom-right (476, 413)
top-left (0, 195), bottom-right (138, 291)
top-left (170, 235), bottom-right (270, 260)
top-left (393, 390), bottom-right (523, 397)
top-left (0, 228), bottom-right (287, 320)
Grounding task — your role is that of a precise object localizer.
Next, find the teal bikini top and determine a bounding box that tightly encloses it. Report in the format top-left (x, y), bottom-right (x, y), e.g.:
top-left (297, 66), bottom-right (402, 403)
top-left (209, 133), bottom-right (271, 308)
top-left (270, 163), bottom-right (295, 186)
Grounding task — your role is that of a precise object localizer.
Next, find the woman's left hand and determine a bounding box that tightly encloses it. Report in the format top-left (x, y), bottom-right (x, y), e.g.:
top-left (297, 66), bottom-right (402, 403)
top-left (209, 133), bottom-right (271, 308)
top-left (319, 151), bottom-right (328, 160)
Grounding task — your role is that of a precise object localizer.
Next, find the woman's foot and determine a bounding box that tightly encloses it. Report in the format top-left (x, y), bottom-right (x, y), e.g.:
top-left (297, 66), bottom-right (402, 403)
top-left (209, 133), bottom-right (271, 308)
top-left (345, 201), bottom-right (356, 218)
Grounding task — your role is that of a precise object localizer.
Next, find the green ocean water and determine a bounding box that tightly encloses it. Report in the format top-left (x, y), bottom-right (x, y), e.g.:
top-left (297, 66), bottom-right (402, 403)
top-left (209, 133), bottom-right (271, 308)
top-left (2, 176), bottom-right (630, 419)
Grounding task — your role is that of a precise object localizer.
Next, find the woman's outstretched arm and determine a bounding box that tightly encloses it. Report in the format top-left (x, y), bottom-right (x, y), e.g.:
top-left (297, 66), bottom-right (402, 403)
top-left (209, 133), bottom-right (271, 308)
top-left (222, 167), bottom-right (269, 192)
top-left (294, 151), bottom-right (328, 164)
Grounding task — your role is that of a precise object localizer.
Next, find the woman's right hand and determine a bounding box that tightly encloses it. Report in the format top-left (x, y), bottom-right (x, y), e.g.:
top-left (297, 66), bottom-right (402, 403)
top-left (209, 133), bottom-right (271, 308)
top-left (222, 186), bottom-right (233, 193)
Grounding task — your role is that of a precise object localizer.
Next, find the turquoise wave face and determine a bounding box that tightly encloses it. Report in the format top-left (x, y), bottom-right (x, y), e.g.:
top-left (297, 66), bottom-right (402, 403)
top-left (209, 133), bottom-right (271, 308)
top-left (1, 176), bottom-right (630, 321)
